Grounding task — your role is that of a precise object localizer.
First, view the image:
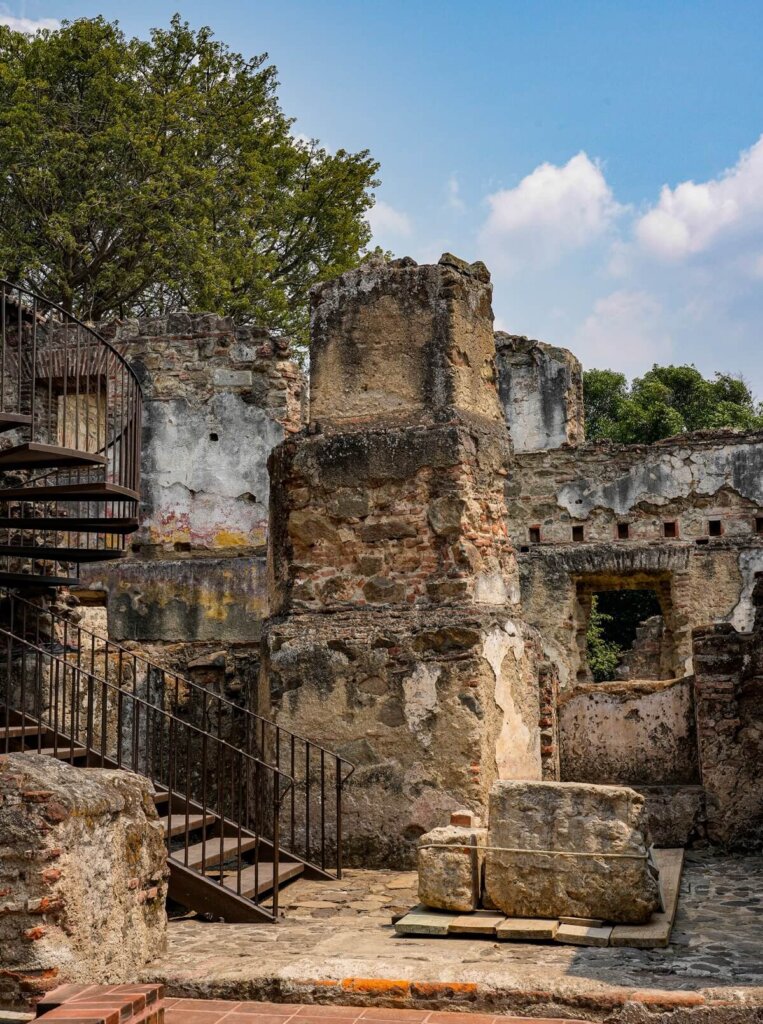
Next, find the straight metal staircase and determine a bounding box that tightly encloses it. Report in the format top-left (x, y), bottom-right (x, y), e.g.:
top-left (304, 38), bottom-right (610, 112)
top-left (0, 281), bottom-right (353, 922)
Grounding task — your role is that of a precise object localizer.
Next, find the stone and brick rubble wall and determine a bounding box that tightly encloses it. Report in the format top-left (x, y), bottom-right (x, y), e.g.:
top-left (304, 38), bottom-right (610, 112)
top-left (692, 575), bottom-right (763, 848)
top-left (509, 432), bottom-right (763, 688)
top-left (262, 255), bottom-right (551, 866)
top-left (0, 754), bottom-right (167, 1011)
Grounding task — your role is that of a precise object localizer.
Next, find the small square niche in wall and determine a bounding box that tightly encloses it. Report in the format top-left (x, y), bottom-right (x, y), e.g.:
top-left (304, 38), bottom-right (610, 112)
top-left (529, 526), bottom-right (541, 544)
top-left (708, 519), bottom-right (723, 537)
top-left (663, 521), bottom-right (678, 539)
top-left (617, 522), bottom-right (630, 540)
top-left (757, 516), bottom-right (763, 535)
top-left (572, 525), bottom-right (585, 543)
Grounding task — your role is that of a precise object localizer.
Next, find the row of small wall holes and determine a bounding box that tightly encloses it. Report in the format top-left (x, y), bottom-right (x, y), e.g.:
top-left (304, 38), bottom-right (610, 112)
top-left (527, 517), bottom-right (763, 545)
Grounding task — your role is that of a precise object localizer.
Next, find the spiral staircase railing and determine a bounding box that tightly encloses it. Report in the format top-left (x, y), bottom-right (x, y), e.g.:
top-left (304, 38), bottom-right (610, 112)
top-left (0, 281), bottom-right (142, 587)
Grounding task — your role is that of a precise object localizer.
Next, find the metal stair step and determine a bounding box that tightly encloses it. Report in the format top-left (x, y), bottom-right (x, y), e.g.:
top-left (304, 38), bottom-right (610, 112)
top-left (0, 572), bottom-right (79, 587)
top-left (170, 836), bottom-right (261, 871)
top-left (0, 482), bottom-right (139, 502)
top-left (0, 546), bottom-right (124, 562)
top-left (160, 813), bottom-right (217, 838)
top-left (0, 517), bottom-right (139, 534)
top-left (0, 413), bottom-right (32, 434)
top-left (0, 442), bottom-right (108, 470)
top-left (217, 860), bottom-right (304, 898)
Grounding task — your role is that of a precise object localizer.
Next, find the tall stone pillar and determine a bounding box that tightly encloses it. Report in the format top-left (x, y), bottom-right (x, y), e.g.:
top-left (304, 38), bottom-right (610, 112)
top-left (261, 255), bottom-right (549, 866)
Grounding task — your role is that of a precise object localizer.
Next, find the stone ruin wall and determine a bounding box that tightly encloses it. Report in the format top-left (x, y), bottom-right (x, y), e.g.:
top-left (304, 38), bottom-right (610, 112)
top-left (79, 313), bottom-right (306, 696)
top-left (261, 256), bottom-right (555, 866)
top-left (58, 262), bottom-right (762, 859)
top-left (509, 433), bottom-right (763, 690)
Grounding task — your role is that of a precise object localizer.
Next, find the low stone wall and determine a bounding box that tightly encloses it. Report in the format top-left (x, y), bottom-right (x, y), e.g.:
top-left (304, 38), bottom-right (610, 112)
top-left (0, 755), bottom-right (167, 1010)
top-left (558, 677), bottom-right (699, 786)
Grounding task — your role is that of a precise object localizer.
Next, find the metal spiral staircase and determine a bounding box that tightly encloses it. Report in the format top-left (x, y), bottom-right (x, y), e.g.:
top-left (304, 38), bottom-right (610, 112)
top-left (0, 281), bottom-right (353, 922)
top-left (0, 281), bottom-right (141, 586)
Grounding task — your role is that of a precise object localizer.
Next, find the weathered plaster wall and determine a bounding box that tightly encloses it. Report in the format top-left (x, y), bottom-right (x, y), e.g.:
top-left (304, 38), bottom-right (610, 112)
top-left (0, 754), bottom-right (167, 1010)
top-left (262, 255), bottom-right (547, 866)
top-left (558, 677), bottom-right (699, 785)
top-left (509, 432), bottom-right (763, 686)
top-left (495, 333), bottom-right (584, 452)
top-left (81, 314), bottom-right (305, 668)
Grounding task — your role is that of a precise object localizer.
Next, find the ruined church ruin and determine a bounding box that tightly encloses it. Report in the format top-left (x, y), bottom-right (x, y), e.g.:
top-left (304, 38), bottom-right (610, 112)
top-left (0, 253), bottom-right (761, 1006)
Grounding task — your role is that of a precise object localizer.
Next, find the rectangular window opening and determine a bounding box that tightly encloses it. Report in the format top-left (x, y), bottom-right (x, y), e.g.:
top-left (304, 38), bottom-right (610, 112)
top-left (529, 526), bottom-right (541, 544)
top-left (756, 516), bottom-right (763, 535)
top-left (617, 522), bottom-right (630, 540)
top-left (572, 525), bottom-right (585, 543)
top-left (708, 519), bottom-right (723, 537)
top-left (663, 521), bottom-right (678, 539)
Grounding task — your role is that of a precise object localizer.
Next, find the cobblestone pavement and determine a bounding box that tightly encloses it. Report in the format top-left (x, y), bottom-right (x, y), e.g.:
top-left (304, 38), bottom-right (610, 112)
top-left (144, 852), bottom-right (763, 1022)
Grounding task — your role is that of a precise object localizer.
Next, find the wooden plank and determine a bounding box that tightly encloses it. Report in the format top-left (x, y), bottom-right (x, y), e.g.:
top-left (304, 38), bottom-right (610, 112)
top-left (556, 923), bottom-right (613, 947)
top-left (496, 918), bottom-right (559, 941)
top-left (610, 848), bottom-right (684, 949)
top-left (448, 911), bottom-right (506, 935)
top-left (395, 906), bottom-right (459, 936)
top-left (219, 859), bottom-right (304, 898)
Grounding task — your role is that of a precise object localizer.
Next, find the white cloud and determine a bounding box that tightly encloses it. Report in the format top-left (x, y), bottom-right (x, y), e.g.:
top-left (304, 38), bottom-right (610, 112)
top-left (446, 176), bottom-right (465, 213)
top-left (480, 152), bottom-right (622, 268)
top-left (635, 135), bottom-right (763, 261)
top-left (0, 8), bottom-right (59, 32)
top-left (573, 290), bottom-right (672, 375)
top-left (367, 199), bottom-right (412, 239)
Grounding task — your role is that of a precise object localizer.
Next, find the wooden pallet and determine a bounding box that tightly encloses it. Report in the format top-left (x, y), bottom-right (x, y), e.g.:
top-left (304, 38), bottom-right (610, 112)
top-left (395, 848), bottom-right (684, 949)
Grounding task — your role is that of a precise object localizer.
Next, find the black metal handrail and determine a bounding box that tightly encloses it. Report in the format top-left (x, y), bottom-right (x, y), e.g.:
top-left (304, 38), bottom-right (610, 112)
top-left (0, 624), bottom-right (292, 920)
top-left (4, 591), bottom-right (355, 878)
top-left (0, 280), bottom-right (143, 584)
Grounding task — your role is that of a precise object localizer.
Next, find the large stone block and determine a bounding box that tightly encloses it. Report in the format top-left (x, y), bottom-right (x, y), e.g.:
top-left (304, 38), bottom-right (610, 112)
top-left (0, 754), bottom-right (167, 1009)
top-left (417, 823), bottom-right (486, 912)
top-left (484, 780), bottom-right (660, 924)
top-left (309, 254), bottom-right (503, 433)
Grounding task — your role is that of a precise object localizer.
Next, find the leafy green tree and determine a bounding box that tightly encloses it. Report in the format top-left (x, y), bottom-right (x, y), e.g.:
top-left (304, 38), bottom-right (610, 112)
top-left (584, 365), bottom-right (763, 444)
top-left (586, 596), bottom-right (623, 682)
top-left (0, 16), bottom-right (379, 338)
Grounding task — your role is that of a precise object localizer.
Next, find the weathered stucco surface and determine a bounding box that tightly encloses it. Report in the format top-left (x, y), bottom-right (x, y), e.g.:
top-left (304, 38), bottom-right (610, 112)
top-left (558, 678), bottom-right (699, 786)
top-left (0, 754), bottom-right (167, 1010)
top-left (80, 313), bottom-right (305, 675)
top-left (495, 333), bottom-right (584, 452)
top-left (509, 433), bottom-right (763, 687)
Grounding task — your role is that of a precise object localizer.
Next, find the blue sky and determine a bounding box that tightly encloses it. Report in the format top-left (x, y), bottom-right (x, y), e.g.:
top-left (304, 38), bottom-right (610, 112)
top-left (4, 1), bottom-right (763, 395)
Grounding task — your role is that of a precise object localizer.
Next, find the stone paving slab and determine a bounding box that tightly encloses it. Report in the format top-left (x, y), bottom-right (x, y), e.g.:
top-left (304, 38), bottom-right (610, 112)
top-left (144, 852), bottom-right (763, 1023)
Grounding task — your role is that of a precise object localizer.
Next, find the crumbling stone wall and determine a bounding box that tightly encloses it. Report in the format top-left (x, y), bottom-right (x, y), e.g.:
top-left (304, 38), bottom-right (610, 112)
top-left (262, 256), bottom-right (550, 866)
top-left (81, 313), bottom-right (306, 683)
top-left (0, 754), bottom-right (167, 1010)
top-left (509, 432), bottom-right (763, 686)
top-left (495, 333), bottom-right (584, 452)
top-left (692, 575), bottom-right (763, 849)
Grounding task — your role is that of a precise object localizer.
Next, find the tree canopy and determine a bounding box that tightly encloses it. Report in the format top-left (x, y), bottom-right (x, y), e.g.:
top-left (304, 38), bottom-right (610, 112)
top-left (0, 15), bottom-right (379, 338)
top-left (583, 364), bottom-right (763, 444)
